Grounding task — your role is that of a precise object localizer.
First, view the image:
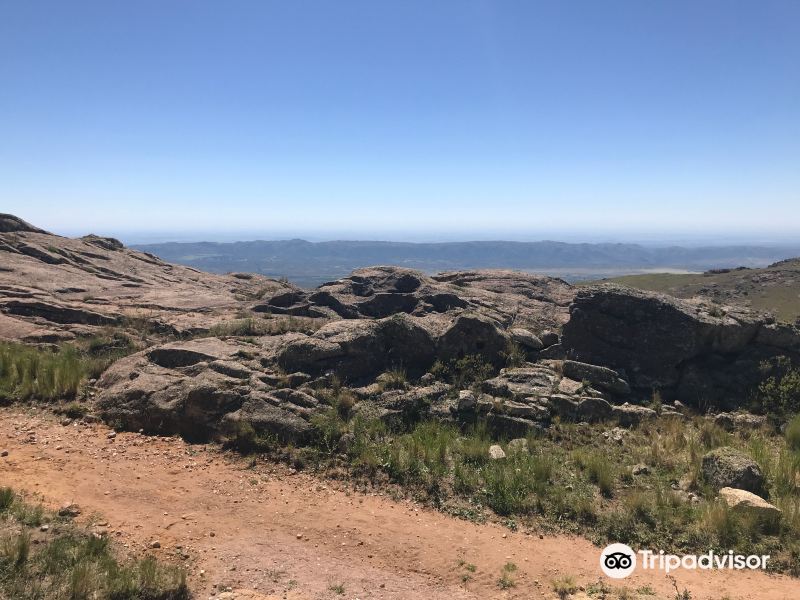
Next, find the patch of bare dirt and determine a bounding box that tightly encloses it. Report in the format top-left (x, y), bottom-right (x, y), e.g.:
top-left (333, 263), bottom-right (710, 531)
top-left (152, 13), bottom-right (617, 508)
top-left (1, 407), bottom-right (797, 599)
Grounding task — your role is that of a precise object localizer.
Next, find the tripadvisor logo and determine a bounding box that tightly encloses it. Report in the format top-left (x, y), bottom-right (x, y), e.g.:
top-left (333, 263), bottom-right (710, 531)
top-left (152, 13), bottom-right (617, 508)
top-left (600, 544), bottom-right (769, 578)
top-left (601, 543), bottom-right (636, 578)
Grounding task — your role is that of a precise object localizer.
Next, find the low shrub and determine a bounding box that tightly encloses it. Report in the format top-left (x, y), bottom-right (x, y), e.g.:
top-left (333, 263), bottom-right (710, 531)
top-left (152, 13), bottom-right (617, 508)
top-left (429, 355), bottom-right (495, 389)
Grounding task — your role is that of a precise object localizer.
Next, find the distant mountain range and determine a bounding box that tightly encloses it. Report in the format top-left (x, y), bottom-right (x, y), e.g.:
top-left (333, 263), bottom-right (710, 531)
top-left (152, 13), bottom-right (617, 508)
top-left (130, 239), bottom-right (800, 288)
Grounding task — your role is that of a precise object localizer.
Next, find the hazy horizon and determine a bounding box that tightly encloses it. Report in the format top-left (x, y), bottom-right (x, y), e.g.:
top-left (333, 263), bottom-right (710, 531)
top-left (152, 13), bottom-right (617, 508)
top-left (42, 222), bottom-right (800, 248)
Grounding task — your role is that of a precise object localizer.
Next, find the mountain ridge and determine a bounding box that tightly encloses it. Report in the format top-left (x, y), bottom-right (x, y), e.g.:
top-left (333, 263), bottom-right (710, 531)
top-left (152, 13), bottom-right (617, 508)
top-left (133, 238), bottom-right (800, 287)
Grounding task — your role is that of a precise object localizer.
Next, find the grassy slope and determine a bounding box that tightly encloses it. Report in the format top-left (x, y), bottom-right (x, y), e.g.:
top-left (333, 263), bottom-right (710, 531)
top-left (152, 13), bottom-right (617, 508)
top-left (590, 260), bottom-right (800, 323)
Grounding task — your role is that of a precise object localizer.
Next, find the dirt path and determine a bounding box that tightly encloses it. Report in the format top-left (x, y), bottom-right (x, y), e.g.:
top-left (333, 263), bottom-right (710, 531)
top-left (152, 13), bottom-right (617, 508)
top-left (0, 407), bottom-right (797, 600)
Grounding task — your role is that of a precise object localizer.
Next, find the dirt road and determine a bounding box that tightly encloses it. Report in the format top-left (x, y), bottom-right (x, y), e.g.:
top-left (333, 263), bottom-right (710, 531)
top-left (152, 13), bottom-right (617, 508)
top-left (0, 407), bottom-right (796, 599)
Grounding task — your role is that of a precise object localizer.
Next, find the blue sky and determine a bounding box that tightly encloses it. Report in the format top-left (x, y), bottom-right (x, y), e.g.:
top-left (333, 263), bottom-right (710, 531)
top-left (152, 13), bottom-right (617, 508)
top-left (1, 1), bottom-right (799, 242)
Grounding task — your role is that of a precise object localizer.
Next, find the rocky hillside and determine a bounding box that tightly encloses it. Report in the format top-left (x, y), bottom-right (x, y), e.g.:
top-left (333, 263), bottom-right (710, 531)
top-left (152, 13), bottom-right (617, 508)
top-left (597, 258), bottom-right (800, 324)
top-left (0, 213), bottom-right (292, 342)
top-left (2, 214), bottom-right (800, 444)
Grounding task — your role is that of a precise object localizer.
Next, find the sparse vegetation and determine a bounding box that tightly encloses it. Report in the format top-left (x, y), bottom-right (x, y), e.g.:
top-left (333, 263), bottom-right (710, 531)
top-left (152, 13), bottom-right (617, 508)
top-left (429, 355), bottom-right (495, 390)
top-left (786, 414), bottom-right (800, 452)
top-left (297, 409), bottom-right (800, 575)
top-left (207, 315), bottom-right (326, 337)
top-left (501, 341), bottom-right (526, 368)
top-left (0, 487), bottom-right (189, 600)
top-left (377, 367), bottom-right (408, 391)
top-left (497, 562), bottom-right (517, 589)
top-left (329, 583), bottom-right (345, 595)
top-left (224, 420), bottom-right (277, 454)
top-left (551, 574), bottom-right (577, 598)
top-left (0, 334), bottom-right (139, 405)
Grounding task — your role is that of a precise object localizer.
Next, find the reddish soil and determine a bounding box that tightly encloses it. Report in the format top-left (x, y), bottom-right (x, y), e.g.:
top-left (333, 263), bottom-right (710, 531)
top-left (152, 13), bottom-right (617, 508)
top-left (1, 407), bottom-right (797, 600)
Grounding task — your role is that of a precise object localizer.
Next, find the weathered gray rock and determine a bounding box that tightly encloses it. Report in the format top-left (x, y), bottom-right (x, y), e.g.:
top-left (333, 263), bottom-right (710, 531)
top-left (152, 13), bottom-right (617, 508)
top-left (612, 403), bottom-right (657, 427)
top-left (482, 366), bottom-right (558, 399)
top-left (221, 396), bottom-right (313, 444)
top-left (540, 330), bottom-right (560, 347)
top-left (457, 390), bottom-right (477, 412)
top-left (306, 266), bottom-right (573, 333)
top-left (438, 313), bottom-right (509, 366)
top-left (562, 360), bottom-right (630, 396)
top-left (575, 397), bottom-right (613, 422)
top-left (277, 314), bottom-right (437, 380)
top-left (547, 395), bottom-right (579, 420)
top-left (488, 444), bottom-right (506, 460)
top-left (95, 337), bottom-right (323, 442)
top-left (509, 328), bottom-right (544, 350)
top-left (486, 414), bottom-right (541, 438)
top-left (713, 412), bottom-right (768, 432)
top-left (702, 447), bottom-right (764, 493)
top-left (562, 285), bottom-right (800, 409)
top-left (503, 400), bottom-right (550, 421)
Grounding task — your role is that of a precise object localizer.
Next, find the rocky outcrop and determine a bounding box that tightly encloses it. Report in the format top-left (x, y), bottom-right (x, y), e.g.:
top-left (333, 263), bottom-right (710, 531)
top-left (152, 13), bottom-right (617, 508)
top-left (257, 266), bottom-right (573, 332)
top-left (1, 299), bottom-right (119, 326)
top-left (277, 314), bottom-right (437, 380)
top-left (702, 447), bottom-right (764, 493)
top-left (95, 338), bottom-right (323, 443)
top-left (0, 213), bottom-right (47, 233)
top-left (0, 216), bottom-right (293, 340)
top-left (562, 285), bottom-right (800, 409)
top-left (509, 328), bottom-right (543, 350)
top-left (562, 360), bottom-right (630, 396)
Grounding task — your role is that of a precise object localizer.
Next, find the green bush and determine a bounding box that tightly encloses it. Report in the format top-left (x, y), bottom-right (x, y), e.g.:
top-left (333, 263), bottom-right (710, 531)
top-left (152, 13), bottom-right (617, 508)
top-left (758, 357), bottom-right (800, 417)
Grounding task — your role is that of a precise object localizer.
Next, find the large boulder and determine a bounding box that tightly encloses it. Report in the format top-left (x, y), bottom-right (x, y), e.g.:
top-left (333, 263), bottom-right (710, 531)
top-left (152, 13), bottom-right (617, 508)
top-left (220, 396), bottom-right (314, 444)
top-left (562, 285), bottom-right (800, 409)
top-left (437, 313), bottom-right (509, 365)
top-left (612, 403), bottom-right (657, 427)
top-left (575, 397), bottom-right (613, 422)
top-left (509, 328), bottom-right (544, 350)
top-left (719, 487), bottom-right (781, 522)
top-left (702, 447), bottom-right (765, 493)
top-left (277, 313), bottom-right (437, 381)
top-left (95, 337), bottom-right (324, 443)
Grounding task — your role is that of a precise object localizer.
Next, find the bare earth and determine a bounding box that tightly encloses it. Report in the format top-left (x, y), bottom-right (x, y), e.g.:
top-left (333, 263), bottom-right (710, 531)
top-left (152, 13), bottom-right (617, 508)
top-left (1, 408), bottom-right (797, 600)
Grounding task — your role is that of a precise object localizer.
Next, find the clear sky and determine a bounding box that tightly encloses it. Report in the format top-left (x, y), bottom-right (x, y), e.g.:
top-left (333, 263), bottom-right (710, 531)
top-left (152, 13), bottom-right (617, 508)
top-left (1, 1), bottom-right (799, 242)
